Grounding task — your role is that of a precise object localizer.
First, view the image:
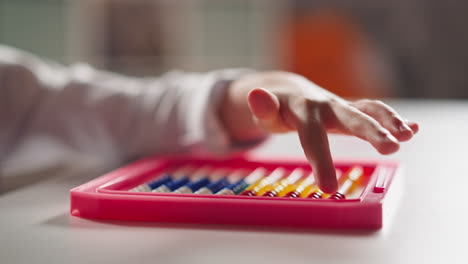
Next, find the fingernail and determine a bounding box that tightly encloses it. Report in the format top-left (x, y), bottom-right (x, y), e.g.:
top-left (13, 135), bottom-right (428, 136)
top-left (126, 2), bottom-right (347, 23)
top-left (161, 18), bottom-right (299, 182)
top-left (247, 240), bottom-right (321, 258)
top-left (399, 123), bottom-right (412, 132)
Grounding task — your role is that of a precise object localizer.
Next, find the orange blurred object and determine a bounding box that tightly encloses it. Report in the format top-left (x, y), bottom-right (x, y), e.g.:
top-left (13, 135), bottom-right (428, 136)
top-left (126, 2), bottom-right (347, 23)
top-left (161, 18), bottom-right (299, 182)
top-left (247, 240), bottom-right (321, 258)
top-left (280, 11), bottom-right (391, 98)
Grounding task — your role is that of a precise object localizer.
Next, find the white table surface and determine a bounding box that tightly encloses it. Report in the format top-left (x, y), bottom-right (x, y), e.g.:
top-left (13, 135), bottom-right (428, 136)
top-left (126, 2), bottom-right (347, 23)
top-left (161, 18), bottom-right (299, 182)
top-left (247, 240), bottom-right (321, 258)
top-left (1, 100), bottom-right (467, 264)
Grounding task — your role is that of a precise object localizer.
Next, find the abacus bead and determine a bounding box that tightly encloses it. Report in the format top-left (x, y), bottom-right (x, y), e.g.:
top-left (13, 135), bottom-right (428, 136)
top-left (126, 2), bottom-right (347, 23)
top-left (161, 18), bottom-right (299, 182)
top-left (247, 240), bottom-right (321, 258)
top-left (186, 178), bottom-right (210, 192)
top-left (141, 185), bottom-right (152, 192)
top-left (307, 192), bottom-right (323, 199)
top-left (284, 191), bottom-right (300, 198)
top-left (240, 190), bottom-right (256, 196)
top-left (232, 181), bottom-right (249, 194)
top-left (196, 178), bottom-right (225, 194)
top-left (147, 175), bottom-right (172, 189)
top-left (152, 185), bottom-right (171, 193)
top-left (194, 187), bottom-right (213, 195)
top-left (130, 185), bottom-right (151, 192)
top-left (330, 193), bottom-right (346, 200)
top-left (205, 179), bottom-right (223, 190)
top-left (262, 191), bottom-right (277, 197)
top-left (166, 177), bottom-right (190, 191)
top-left (216, 188), bottom-right (235, 195)
top-left (278, 185), bottom-right (297, 197)
top-left (173, 186), bottom-right (192, 194)
top-left (211, 178), bottom-right (230, 193)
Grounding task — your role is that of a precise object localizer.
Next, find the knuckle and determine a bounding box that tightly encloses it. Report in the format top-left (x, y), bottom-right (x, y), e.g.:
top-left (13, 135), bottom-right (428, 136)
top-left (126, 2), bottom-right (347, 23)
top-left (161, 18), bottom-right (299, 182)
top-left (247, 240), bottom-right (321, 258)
top-left (304, 98), bottom-right (331, 114)
top-left (391, 116), bottom-right (406, 130)
top-left (376, 129), bottom-right (388, 138)
top-left (307, 100), bottom-right (333, 124)
top-left (392, 116), bottom-right (404, 125)
top-left (359, 99), bottom-right (373, 105)
top-left (346, 112), bottom-right (365, 131)
top-left (369, 99), bottom-right (396, 116)
top-left (366, 99), bottom-right (389, 111)
top-left (374, 129), bottom-right (391, 142)
top-left (371, 100), bottom-right (386, 107)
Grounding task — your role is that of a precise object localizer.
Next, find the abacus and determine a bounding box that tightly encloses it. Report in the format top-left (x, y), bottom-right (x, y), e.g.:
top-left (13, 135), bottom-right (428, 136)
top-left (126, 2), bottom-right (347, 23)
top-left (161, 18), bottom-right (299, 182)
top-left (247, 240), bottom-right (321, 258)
top-left (70, 155), bottom-right (401, 229)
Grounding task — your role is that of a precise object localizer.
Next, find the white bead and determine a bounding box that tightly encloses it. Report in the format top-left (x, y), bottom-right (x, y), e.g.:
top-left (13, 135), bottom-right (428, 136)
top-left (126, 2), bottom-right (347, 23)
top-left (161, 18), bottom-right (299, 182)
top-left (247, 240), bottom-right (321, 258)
top-left (173, 186), bottom-right (192, 194)
top-left (216, 188), bottom-right (235, 195)
top-left (129, 184), bottom-right (151, 192)
top-left (194, 187), bottom-right (213, 195)
top-left (152, 185), bottom-right (171, 193)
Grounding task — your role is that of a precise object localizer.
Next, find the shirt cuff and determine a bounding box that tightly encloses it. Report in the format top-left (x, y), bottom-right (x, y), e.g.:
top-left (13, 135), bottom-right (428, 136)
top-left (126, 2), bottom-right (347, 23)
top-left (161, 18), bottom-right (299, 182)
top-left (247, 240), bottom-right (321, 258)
top-left (187, 69), bottom-right (269, 155)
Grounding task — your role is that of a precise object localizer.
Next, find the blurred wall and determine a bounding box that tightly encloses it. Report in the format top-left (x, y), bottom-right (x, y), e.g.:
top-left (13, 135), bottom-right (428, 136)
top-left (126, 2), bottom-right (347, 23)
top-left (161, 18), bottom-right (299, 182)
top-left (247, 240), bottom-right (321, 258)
top-left (1, 0), bottom-right (468, 98)
top-left (0, 0), bottom-right (69, 62)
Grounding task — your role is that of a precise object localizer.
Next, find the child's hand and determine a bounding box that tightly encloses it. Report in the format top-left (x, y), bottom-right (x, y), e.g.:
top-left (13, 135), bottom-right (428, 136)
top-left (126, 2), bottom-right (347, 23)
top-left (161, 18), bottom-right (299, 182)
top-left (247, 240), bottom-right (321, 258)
top-left (221, 71), bottom-right (418, 193)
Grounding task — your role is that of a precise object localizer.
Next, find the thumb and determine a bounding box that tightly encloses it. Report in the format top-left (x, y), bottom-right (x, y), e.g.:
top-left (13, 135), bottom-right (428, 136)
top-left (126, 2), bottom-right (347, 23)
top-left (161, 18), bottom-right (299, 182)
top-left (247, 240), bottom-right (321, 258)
top-left (247, 88), bottom-right (291, 133)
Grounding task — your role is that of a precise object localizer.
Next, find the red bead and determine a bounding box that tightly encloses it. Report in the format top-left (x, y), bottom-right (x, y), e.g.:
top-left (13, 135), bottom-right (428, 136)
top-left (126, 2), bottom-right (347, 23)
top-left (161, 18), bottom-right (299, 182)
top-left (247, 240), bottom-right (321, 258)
top-left (330, 192), bottom-right (346, 200)
top-left (284, 191), bottom-right (300, 198)
top-left (307, 192), bottom-right (323, 199)
top-left (240, 190), bottom-right (256, 196)
top-left (263, 191), bottom-right (277, 197)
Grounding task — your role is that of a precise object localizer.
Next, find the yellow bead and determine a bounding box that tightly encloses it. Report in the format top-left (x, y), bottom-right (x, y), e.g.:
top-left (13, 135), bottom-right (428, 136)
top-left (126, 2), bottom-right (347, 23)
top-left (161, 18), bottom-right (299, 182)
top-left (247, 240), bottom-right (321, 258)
top-left (278, 184), bottom-right (298, 197)
top-left (300, 184), bottom-right (319, 198)
top-left (257, 168), bottom-right (304, 196)
top-left (242, 168), bottom-right (285, 196)
top-left (329, 166), bottom-right (364, 199)
top-left (265, 180), bottom-right (291, 196)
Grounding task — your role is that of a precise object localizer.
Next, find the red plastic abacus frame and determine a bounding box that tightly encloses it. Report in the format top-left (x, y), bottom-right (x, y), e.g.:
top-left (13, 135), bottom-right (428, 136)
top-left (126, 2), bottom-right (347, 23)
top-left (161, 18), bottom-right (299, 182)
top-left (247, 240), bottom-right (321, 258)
top-left (70, 155), bottom-right (401, 229)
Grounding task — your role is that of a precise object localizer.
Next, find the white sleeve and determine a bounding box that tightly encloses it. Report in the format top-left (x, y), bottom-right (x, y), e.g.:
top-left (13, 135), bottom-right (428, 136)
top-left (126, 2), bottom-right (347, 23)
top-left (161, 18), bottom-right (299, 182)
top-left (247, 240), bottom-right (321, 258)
top-left (0, 45), bottom-right (263, 172)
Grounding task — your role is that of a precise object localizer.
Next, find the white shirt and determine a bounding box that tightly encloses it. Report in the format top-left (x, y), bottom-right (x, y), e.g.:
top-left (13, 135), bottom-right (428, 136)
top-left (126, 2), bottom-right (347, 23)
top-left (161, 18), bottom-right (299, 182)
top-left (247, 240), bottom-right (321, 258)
top-left (0, 45), bottom-right (259, 191)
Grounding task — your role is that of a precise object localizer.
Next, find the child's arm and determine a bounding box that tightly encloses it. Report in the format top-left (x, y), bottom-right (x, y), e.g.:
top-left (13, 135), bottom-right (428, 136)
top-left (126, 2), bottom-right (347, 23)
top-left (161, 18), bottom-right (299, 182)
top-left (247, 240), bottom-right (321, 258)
top-left (0, 45), bottom-right (257, 169)
top-left (220, 71), bottom-right (418, 193)
top-left (0, 45), bottom-right (417, 194)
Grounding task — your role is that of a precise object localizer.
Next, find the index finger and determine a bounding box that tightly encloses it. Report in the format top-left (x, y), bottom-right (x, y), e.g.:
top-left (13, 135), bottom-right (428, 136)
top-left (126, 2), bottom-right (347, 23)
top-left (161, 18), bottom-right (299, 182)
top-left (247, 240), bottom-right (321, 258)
top-left (296, 118), bottom-right (338, 193)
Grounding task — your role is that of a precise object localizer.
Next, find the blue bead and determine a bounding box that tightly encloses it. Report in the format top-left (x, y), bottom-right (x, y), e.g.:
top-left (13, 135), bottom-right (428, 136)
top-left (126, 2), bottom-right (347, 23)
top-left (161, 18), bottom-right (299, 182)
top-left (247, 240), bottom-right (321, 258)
top-left (231, 179), bottom-right (249, 194)
top-left (166, 177), bottom-right (190, 191)
top-left (205, 178), bottom-right (224, 190)
top-left (224, 183), bottom-right (236, 191)
top-left (186, 177), bottom-right (211, 191)
top-left (209, 178), bottom-right (231, 193)
top-left (147, 174), bottom-right (172, 189)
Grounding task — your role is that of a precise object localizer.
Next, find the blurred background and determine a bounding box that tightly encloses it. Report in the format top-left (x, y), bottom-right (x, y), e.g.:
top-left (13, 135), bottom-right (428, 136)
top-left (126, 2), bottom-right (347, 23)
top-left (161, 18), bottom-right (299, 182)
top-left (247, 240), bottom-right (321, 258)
top-left (1, 0), bottom-right (468, 98)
